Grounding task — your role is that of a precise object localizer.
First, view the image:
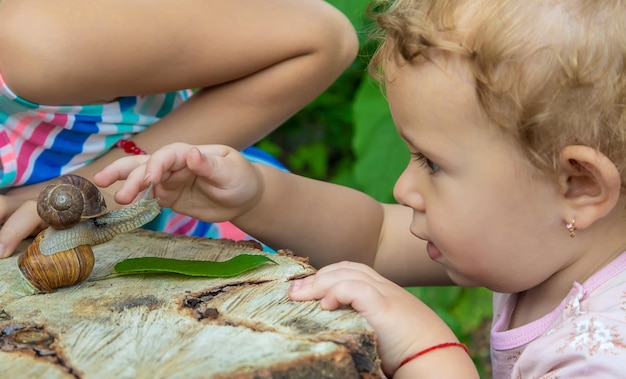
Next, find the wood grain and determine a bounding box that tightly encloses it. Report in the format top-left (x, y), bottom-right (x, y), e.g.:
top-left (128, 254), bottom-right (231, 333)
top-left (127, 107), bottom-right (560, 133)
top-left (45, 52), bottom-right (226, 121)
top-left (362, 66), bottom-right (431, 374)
top-left (0, 229), bottom-right (383, 378)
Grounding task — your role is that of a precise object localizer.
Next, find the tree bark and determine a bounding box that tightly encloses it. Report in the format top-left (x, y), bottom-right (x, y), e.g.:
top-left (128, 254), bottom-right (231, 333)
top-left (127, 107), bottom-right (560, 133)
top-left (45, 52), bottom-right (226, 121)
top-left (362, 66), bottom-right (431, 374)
top-left (0, 229), bottom-right (384, 378)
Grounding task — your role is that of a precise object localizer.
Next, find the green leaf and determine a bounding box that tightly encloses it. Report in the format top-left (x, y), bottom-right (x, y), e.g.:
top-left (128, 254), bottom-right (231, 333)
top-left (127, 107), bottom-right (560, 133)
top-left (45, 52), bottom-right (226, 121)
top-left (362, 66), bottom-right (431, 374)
top-left (113, 255), bottom-right (276, 278)
top-left (352, 76), bottom-right (409, 202)
top-left (287, 142), bottom-right (329, 179)
top-left (451, 287), bottom-right (493, 334)
top-left (326, 0), bottom-right (374, 37)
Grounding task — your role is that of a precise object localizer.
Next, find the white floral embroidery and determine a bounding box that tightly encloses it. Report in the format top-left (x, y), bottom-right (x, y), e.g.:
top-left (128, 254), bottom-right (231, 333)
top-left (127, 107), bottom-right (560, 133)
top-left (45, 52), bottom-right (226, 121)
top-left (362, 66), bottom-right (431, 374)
top-left (559, 317), bottom-right (626, 355)
top-left (564, 284), bottom-right (585, 316)
top-left (571, 294), bottom-right (584, 316)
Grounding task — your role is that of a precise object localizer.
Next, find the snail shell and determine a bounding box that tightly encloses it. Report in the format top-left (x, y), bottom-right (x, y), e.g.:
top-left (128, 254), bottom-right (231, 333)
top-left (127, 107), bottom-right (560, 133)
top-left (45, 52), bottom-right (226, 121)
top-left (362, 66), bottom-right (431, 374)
top-left (18, 232), bottom-right (95, 294)
top-left (17, 175), bottom-right (161, 294)
top-left (37, 174), bottom-right (107, 230)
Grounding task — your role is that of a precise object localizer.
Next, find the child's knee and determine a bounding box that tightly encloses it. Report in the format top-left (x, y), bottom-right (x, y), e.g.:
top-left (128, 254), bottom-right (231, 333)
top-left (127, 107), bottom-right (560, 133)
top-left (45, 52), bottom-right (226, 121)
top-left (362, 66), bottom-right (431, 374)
top-left (315, 3), bottom-right (359, 68)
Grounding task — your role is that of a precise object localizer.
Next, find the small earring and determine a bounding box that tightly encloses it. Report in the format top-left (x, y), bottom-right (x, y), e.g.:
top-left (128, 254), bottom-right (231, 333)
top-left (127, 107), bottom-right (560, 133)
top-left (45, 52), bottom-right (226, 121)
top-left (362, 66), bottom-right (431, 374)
top-left (566, 219), bottom-right (576, 238)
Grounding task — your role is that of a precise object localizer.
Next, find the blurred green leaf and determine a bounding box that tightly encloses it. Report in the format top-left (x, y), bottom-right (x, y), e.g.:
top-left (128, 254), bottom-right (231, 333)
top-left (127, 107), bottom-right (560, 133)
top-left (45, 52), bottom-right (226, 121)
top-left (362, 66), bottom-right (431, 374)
top-left (326, 0), bottom-right (374, 36)
top-left (451, 287), bottom-right (493, 334)
top-left (352, 76), bottom-right (409, 202)
top-left (406, 286), bottom-right (464, 310)
top-left (287, 142), bottom-right (329, 179)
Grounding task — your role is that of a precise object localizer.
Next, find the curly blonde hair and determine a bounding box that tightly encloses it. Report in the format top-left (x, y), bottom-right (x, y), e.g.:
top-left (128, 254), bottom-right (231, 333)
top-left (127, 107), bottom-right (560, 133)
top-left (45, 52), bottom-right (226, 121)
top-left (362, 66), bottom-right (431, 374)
top-left (369, 0), bottom-right (626, 186)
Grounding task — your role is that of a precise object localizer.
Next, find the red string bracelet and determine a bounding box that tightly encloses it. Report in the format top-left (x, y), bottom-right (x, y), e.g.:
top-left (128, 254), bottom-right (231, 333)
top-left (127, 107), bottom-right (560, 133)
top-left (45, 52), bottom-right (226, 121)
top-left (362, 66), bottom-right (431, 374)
top-left (398, 342), bottom-right (469, 370)
top-left (115, 139), bottom-right (146, 155)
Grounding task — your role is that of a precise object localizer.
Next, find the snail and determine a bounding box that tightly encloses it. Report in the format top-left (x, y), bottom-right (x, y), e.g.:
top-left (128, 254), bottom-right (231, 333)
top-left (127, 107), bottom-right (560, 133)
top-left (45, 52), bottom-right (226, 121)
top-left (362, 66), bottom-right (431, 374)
top-left (16, 174), bottom-right (161, 294)
top-left (36, 173), bottom-right (108, 230)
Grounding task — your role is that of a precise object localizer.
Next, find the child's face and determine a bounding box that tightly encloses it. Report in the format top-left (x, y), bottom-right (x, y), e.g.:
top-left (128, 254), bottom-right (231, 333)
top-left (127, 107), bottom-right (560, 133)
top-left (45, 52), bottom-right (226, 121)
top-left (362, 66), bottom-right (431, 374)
top-left (388, 57), bottom-right (569, 293)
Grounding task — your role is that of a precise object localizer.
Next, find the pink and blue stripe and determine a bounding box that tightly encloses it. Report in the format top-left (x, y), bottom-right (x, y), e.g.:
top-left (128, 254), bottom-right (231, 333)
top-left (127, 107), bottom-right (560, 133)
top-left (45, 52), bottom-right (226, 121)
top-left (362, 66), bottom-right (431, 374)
top-left (0, 72), bottom-right (282, 249)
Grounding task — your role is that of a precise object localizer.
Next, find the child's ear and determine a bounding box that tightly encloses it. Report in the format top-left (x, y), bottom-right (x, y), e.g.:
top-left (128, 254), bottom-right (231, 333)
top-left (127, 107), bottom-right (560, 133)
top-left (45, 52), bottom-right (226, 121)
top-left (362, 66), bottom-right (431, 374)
top-left (558, 145), bottom-right (621, 229)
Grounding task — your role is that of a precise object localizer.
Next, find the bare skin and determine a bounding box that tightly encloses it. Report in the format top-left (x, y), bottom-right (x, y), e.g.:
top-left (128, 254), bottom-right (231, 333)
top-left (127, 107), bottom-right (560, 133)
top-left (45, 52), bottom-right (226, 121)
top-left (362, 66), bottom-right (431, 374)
top-left (0, 0), bottom-right (358, 257)
top-left (93, 143), bottom-right (469, 378)
top-left (94, 55), bottom-right (626, 377)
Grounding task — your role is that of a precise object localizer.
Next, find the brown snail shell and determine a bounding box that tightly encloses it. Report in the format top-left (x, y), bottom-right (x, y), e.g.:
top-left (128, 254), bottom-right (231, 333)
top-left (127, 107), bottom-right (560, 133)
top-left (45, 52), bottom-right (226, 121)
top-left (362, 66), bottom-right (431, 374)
top-left (18, 232), bottom-right (95, 294)
top-left (37, 174), bottom-right (107, 230)
top-left (17, 175), bottom-right (161, 294)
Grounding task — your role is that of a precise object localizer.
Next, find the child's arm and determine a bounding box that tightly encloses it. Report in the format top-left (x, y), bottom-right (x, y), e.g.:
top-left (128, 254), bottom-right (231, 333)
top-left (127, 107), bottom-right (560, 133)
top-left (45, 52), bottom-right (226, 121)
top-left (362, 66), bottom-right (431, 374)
top-left (0, 0), bottom-right (358, 258)
top-left (0, 0), bottom-right (357, 151)
top-left (288, 262), bottom-right (479, 378)
top-left (95, 143), bottom-right (451, 287)
top-left (97, 143), bottom-right (471, 376)
top-left (230, 162), bottom-right (451, 286)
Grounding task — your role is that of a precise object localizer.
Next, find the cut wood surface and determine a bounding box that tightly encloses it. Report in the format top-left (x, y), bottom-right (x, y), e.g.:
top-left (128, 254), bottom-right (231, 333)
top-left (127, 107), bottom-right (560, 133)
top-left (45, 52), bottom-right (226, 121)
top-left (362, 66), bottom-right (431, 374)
top-left (0, 229), bottom-right (384, 378)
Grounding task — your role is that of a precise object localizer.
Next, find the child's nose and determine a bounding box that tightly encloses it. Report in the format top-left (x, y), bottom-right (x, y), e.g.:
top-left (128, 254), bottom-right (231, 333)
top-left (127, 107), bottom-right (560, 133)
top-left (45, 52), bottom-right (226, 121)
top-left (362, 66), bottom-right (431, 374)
top-left (393, 169), bottom-right (425, 212)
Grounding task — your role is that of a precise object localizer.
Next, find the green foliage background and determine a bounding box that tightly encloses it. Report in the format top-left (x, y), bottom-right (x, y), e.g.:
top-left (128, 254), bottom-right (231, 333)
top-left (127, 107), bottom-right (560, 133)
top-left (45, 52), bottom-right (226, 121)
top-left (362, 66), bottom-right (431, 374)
top-left (258, 0), bottom-right (493, 375)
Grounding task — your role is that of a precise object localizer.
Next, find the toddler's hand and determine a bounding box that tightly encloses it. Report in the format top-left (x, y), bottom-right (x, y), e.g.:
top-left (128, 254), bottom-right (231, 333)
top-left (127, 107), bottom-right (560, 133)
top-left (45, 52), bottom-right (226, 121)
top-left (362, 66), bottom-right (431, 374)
top-left (288, 261), bottom-right (463, 377)
top-left (94, 143), bottom-right (263, 223)
top-left (0, 177), bottom-right (126, 258)
top-left (0, 196), bottom-right (45, 258)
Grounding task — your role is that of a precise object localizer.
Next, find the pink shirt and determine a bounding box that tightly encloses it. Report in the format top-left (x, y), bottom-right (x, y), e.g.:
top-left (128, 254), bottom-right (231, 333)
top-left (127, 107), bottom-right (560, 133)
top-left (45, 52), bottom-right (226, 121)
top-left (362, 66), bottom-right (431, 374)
top-left (491, 252), bottom-right (626, 378)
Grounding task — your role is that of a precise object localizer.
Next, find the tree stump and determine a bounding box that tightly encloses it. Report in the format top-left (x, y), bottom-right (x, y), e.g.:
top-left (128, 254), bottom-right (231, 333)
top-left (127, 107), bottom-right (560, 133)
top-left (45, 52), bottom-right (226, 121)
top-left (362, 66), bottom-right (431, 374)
top-left (0, 229), bottom-right (384, 378)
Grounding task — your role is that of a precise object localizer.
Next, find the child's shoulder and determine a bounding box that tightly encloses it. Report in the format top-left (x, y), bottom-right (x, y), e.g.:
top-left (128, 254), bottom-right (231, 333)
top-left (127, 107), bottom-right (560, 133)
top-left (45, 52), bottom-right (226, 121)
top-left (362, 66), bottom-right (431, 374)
top-left (538, 254), bottom-right (626, 361)
top-left (581, 250), bottom-right (626, 311)
top-left (513, 272), bottom-right (626, 377)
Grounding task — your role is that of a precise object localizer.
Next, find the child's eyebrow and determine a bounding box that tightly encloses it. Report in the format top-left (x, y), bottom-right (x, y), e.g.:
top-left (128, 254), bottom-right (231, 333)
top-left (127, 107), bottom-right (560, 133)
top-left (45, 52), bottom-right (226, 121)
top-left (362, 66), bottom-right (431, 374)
top-left (397, 127), bottom-right (432, 149)
top-left (397, 131), bottom-right (420, 151)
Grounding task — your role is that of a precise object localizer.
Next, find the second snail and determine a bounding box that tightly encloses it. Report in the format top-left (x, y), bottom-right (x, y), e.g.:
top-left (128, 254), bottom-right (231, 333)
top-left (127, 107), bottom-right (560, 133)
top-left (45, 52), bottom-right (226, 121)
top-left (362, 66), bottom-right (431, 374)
top-left (16, 174), bottom-right (161, 295)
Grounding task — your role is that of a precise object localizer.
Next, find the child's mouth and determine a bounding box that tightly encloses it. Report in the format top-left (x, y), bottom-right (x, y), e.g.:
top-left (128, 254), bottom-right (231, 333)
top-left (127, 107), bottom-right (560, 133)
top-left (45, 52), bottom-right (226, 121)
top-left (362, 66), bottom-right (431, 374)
top-left (426, 241), bottom-right (443, 261)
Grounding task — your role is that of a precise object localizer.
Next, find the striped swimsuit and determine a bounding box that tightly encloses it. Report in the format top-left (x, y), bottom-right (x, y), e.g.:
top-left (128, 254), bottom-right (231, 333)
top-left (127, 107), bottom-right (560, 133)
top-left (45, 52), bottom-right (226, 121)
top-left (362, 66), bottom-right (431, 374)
top-left (0, 73), bottom-right (284, 250)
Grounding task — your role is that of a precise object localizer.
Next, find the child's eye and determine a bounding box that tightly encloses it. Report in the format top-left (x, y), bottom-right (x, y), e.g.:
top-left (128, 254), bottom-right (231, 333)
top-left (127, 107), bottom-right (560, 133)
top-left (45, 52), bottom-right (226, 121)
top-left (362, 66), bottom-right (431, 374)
top-left (412, 152), bottom-right (440, 173)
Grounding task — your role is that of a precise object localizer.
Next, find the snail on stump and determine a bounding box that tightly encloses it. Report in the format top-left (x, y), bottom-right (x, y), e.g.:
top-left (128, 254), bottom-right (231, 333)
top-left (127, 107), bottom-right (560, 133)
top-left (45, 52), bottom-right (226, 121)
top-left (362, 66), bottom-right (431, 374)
top-left (16, 174), bottom-right (161, 294)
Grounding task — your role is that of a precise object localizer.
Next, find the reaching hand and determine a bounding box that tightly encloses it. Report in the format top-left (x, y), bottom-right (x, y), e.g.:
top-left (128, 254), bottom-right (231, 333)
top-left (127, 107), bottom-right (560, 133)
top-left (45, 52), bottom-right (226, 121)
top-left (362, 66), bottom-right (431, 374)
top-left (0, 194), bottom-right (45, 258)
top-left (0, 174), bottom-right (135, 258)
top-left (94, 143), bottom-right (264, 224)
top-left (288, 261), bottom-right (473, 377)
